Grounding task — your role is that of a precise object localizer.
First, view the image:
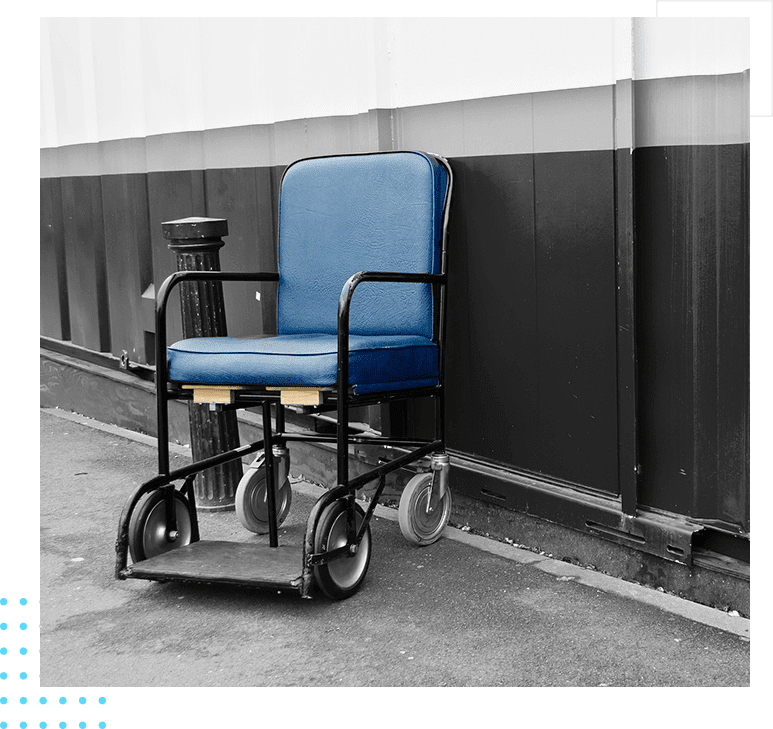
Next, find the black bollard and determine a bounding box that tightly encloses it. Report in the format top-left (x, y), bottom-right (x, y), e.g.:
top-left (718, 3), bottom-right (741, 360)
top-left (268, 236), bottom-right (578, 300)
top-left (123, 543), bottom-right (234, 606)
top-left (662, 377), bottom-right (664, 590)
top-left (161, 216), bottom-right (242, 510)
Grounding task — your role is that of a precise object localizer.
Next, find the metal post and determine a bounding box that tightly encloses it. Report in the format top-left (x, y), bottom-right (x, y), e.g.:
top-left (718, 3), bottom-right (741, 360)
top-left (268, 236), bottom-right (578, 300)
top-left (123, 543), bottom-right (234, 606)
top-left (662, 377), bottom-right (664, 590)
top-left (161, 217), bottom-right (242, 510)
top-left (262, 400), bottom-right (279, 548)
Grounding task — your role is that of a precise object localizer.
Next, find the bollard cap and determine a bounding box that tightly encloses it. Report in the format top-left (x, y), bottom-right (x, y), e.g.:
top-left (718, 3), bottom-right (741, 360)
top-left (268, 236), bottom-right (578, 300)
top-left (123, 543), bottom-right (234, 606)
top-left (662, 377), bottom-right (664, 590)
top-left (162, 217), bottom-right (228, 241)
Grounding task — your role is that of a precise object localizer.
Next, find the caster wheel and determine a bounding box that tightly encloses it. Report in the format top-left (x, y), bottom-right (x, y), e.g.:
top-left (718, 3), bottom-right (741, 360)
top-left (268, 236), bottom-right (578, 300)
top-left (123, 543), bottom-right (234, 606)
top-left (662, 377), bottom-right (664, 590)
top-left (128, 489), bottom-right (193, 562)
top-left (235, 455), bottom-right (293, 534)
top-left (313, 500), bottom-right (371, 600)
top-left (398, 472), bottom-right (452, 546)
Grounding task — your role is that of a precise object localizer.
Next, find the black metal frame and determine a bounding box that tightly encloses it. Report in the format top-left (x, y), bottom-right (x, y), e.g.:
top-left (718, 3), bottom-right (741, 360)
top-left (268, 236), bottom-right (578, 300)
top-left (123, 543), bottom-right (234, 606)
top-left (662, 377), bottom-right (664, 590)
top-left (115, 151), bottom-right (453, 597)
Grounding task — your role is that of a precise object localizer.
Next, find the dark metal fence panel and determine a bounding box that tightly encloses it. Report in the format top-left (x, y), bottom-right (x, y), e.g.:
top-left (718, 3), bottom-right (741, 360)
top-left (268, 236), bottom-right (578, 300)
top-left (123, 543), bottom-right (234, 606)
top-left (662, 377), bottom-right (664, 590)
top-left (613, 147), bottom-right (639, 516)
top-left (60, 176), bottom-right (110, 352)
top-left (443, 152), bottom-right (620, 495)
top-left (203, 168), bottom-right (278, 339)
top-left (40, 177), bottom-right (69, 342)
top-left (146, 170), bottom-right (207, 351)
top-left (635, 143), bottom-right (750, 532)
top-left (532, 150), bottom-right (619, 494)
top-left (443, 154), bottom-right (541, 469)
top-left (101, 173), bottom-right (153, 364)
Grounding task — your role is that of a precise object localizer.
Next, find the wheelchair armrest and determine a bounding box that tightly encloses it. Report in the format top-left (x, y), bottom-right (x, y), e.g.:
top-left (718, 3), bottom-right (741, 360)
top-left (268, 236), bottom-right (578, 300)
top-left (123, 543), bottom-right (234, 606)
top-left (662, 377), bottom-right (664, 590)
top-left (337, 271), bottom-right (446, 323)
top-left (155, 270), bottom-right (280, 377)
top-left (156, 270), bottom-right (280, 313)
top-left (336, 271), bottom-right (446, 391)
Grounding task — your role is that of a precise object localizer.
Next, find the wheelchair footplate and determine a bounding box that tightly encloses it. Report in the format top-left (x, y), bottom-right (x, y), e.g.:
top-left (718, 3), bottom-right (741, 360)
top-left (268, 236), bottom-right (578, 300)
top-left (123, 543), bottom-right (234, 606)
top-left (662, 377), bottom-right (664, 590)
top-left (123, 541), bottom-right (305, 591)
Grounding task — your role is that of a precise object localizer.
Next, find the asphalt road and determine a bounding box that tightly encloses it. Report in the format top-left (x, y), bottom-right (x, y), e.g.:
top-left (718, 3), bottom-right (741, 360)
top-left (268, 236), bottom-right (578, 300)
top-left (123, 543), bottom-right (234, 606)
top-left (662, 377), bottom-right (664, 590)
top-left (40, 410), bottom-right (750, 687)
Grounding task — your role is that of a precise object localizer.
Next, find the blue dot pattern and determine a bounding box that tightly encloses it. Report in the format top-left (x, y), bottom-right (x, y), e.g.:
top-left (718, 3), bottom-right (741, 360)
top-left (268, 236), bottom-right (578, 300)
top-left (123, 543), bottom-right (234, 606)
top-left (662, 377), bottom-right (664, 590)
top-left (0, 597), bottom-right (107, 729)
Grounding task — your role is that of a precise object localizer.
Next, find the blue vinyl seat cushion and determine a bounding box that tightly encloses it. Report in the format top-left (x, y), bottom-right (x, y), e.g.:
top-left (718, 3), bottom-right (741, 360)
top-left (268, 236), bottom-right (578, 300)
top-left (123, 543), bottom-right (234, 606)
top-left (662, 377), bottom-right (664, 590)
top-left (167, 333), bottom-right (439, 395)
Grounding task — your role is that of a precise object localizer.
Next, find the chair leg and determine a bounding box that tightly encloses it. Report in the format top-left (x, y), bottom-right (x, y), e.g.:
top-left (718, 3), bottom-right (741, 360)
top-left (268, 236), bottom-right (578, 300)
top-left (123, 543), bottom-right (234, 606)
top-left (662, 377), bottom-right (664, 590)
top-left (155, 315), bottom-right (171, 478)
top-left (275, 401), bottom-right (286, 436)
top-left (262, 399), bottom-right (279, 547)
top-left (434, 389), bottom-right (445, 448)
top-left (156, 373), bottom-right (170, 478)
top-left (337, 382), bottom-right (357, 543)
top-left (337, 388), bottom-right (349, 488)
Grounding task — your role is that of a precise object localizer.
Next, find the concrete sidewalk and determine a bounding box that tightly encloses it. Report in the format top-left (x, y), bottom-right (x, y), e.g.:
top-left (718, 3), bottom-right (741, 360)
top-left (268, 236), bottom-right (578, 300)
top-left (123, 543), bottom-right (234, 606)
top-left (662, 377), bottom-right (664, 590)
top-left (40, 409), bottom-right (750, 687)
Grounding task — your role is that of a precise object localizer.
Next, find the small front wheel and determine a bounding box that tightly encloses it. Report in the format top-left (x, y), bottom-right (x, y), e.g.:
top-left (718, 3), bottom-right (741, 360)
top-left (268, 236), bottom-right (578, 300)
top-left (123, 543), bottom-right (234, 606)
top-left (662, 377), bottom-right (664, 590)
top-left (235, 455), bottom-right (293, 534)
top-left (313, 500), bottom-right (371, 600)
top-left (398, 472), bottom-right (452, 546)
top-left (128, 489), bottom-right (193, 562)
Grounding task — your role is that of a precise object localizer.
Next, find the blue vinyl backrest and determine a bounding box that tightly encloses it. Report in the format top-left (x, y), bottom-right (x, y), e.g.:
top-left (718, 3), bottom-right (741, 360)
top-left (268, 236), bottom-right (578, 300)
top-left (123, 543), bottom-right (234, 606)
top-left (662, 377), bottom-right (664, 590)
top-left (277, 152), bottom-right (448, 339)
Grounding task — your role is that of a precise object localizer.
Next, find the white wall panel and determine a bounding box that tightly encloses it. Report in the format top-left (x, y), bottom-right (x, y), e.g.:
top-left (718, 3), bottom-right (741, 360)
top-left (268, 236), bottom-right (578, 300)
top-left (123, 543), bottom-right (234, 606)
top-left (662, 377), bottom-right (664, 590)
top-left (40, 19), bottom-right (58, 149)
top-left (91, 19), bottom-right (147, 142)
top-left (44, 18), bottom-right (100, 147)
top-left (614, 17), bottom-right (634, 81)
top-left (633, 17), bottom-right (749, 79)
top-left (388, 18), bottom-right (619, 107)
top-left (198, 19), bottom-right (265, 131)
top-left (138, 18), bottom-right (206, 138)
top-left (40, 17), bottom-right (752, 150)
top-left (256, 18), bottom-right (375, 123)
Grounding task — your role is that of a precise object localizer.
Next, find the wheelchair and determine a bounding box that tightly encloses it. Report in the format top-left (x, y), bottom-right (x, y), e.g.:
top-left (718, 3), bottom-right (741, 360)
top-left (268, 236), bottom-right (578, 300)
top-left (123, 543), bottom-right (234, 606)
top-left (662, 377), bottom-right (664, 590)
top-left (115, 150), bottom-right (453, 599)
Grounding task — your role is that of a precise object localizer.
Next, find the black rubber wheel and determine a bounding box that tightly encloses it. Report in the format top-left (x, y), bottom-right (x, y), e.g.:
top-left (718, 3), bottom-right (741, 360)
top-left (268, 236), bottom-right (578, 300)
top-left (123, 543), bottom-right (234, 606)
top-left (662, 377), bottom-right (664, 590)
top-left (313, 500), bottom-right (371, 600)
top-left (128, 489), bottom-right (193, 562)
top-left (235, 456), bottom-right (293, 535)
top-left (398, 472), bottom-right (452, 546)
